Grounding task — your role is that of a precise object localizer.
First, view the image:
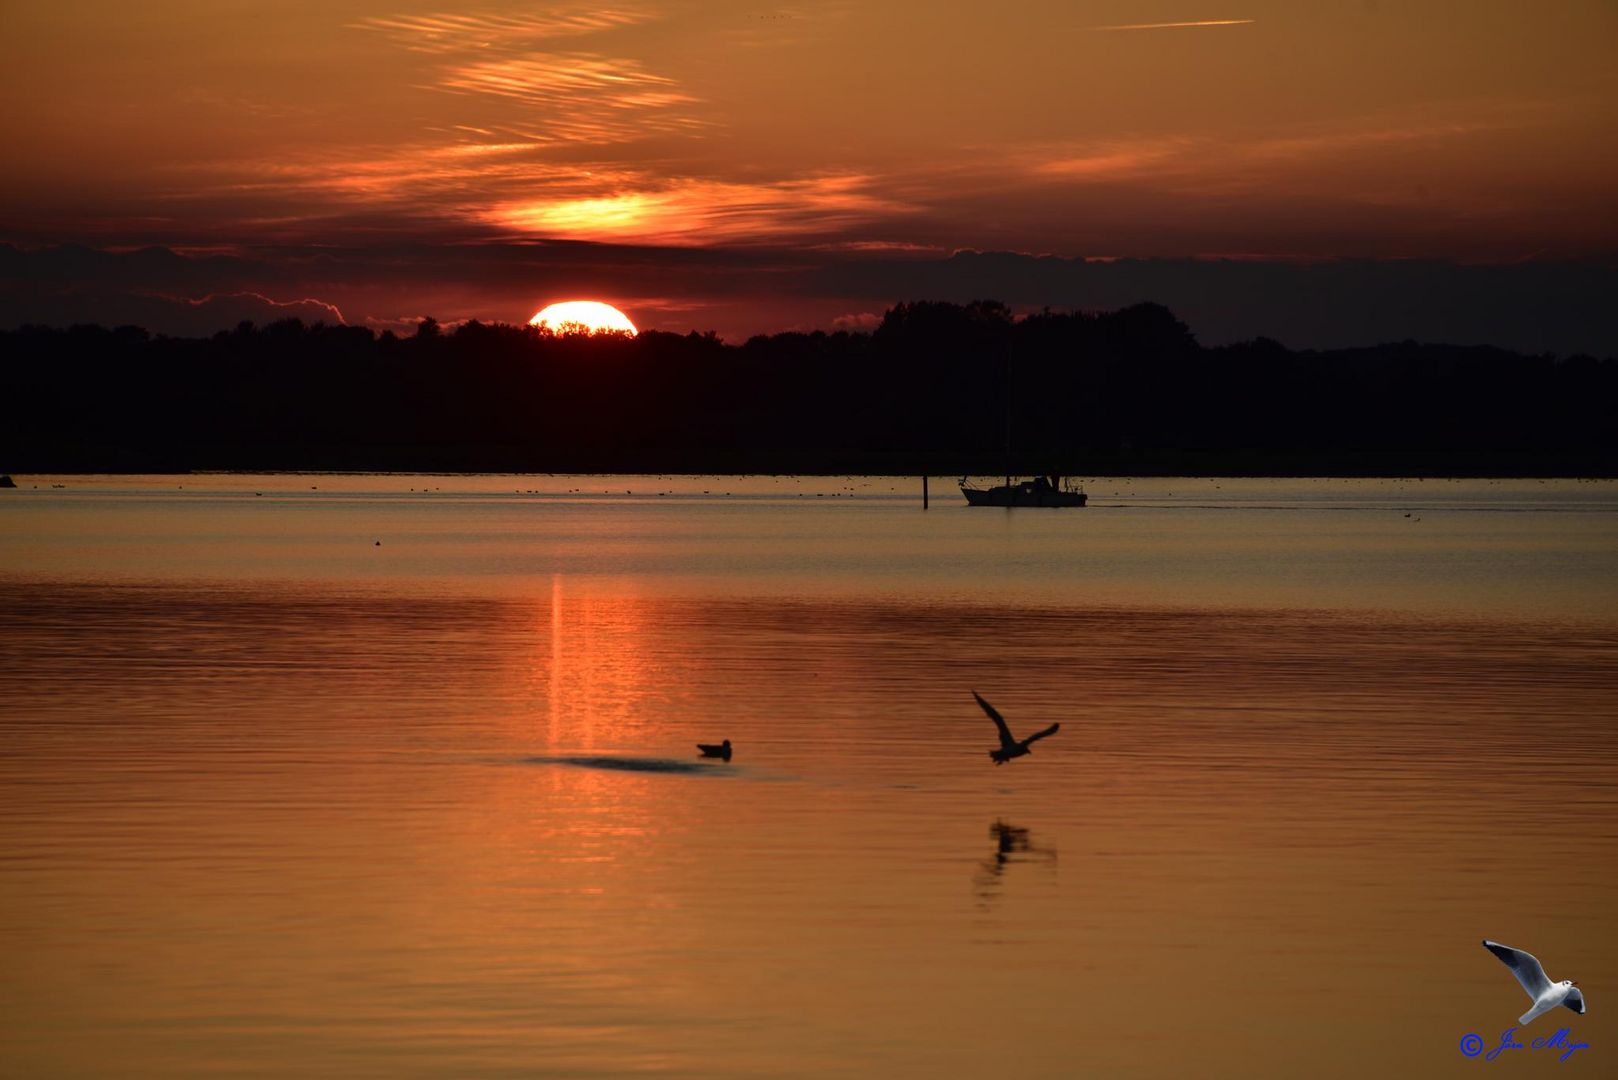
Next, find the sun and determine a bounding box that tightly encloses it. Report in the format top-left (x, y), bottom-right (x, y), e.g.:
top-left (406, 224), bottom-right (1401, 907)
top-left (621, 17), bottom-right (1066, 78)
top-left (529, 300), bottom-right (638, 336)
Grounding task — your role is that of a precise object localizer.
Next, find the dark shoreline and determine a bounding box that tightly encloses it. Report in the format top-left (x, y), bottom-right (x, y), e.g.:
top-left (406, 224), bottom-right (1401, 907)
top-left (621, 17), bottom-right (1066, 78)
top-left (8, 447), bottom-right (1616, 479)
top-left (9, 303), bottom-right (1614, 481)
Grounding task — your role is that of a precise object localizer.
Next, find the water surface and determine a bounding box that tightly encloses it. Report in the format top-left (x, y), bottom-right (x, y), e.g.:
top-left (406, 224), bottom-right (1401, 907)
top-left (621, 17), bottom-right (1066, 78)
top-left (2, 476), bottom-right (1615, 1077)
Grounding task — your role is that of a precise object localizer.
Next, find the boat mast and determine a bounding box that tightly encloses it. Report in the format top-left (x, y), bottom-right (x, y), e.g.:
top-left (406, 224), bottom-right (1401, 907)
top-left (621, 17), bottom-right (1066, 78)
top-left (1003, 333), bottom-right (1012, 492)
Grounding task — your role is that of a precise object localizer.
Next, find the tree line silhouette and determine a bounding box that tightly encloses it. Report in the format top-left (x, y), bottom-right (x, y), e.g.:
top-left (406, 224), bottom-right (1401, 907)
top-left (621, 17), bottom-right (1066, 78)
top-left (4, 301), bottom-right (1614, 475)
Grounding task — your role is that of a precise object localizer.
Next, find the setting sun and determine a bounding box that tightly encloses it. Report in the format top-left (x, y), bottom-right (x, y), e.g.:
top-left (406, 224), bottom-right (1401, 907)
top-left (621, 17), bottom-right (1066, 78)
top-left (529, 300), bottom-right (637, 336)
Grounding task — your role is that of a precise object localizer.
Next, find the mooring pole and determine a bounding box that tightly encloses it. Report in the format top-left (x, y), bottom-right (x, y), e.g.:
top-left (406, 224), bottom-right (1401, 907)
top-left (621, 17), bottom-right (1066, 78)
top-left (922, 475), bottom-right (929, 509)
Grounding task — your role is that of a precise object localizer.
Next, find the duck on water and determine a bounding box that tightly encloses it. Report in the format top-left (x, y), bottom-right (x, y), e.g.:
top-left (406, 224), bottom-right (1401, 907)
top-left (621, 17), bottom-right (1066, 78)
top-left (697, 739), bottom-right (733, 762)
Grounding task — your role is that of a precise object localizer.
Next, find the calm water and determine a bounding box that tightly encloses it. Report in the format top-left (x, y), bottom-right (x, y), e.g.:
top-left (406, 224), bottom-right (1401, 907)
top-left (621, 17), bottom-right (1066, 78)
top-left (2, 475), bottom-right (1616, 1077)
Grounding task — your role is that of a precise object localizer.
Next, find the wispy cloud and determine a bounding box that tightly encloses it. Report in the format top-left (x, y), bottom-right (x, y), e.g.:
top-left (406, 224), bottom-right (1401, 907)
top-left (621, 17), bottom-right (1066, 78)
top-left (1030, 141), bottom-right (1194, 179)
top-left (1087, 19), bottom-right (1255, 32)
top-left (437, 52), bottom-right (704, 143)
top-left (1002, 105), bottom-right (1519, 196)
top-left (174, 291), bottom-right (346, 324)
top-left (193, 142), bottom-right (572, 219)
top-left (353, 8), bottom-right (706, 149)
top-left (350, 9), bottom-right (653, 53)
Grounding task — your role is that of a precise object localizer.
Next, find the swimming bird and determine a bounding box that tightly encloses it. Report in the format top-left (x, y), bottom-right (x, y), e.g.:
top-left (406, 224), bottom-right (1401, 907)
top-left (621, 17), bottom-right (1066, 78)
top-left (1482, 939), bottom-right (1586, 1025)
top-left (973, 692), bottom-right (1059, 765)
top-left (696, 739), bottom-right (732, 762)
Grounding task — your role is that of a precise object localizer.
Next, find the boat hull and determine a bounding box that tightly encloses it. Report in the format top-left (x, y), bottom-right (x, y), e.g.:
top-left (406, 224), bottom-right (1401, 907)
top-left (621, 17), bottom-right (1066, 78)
top-left (961, 485), bottom-right (1087, 508)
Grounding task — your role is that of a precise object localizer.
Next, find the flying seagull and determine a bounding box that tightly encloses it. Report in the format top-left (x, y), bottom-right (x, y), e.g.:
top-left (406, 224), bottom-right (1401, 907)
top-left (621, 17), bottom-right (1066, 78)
top-left (1482, 939), bottom-right (1586, 1025)
top-left (973, 692), bottom-right (1059, 765)
top-left (696, 739), bottom-right (732, 762)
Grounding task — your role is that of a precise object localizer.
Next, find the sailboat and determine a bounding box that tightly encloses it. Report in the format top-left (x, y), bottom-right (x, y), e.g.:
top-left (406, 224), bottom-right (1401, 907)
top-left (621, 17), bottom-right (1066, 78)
top-left (960, 474), bottom-right (1087, 507)
top-left (959, 339), bottom-right (1087, 507)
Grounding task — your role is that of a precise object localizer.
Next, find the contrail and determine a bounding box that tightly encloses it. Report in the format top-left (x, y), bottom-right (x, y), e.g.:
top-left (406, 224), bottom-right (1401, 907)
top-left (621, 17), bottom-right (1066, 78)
top-left (1089, 19), bottom-right (1255, 32)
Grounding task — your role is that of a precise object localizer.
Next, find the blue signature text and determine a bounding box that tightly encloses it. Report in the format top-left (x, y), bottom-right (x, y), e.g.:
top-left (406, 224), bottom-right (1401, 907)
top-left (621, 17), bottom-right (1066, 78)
top-left (1459, 1027), bottom-right (1588, 1063)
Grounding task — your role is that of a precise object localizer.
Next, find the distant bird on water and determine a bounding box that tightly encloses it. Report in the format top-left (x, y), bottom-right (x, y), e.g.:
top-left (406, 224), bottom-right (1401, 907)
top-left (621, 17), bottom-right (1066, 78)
top-left (973, 692), bottom-right (1059, 765)
top-left (1482, 939), bottom-right (1586, 1025)
top-left (697, 739), bottom-right (732, 762)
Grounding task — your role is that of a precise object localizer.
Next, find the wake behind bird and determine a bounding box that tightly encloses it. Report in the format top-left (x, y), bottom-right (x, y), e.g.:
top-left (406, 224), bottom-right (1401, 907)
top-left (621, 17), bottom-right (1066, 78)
top-left (531, 755), bottom-right (736, 776)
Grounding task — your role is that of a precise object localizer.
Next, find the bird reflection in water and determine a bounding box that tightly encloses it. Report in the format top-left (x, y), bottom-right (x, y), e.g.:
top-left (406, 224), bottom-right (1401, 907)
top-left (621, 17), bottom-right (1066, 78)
top-left (974, 820), bottom-right (1057, 907)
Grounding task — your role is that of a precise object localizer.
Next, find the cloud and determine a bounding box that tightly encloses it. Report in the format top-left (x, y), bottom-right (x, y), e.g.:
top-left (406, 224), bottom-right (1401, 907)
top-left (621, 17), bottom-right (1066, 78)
top-left (1029, 142), bottom-right (1192, 181)
top-left (170, 143), bottom-right (901, 247)
top-left (360, 313), bottom-right (439, 336)
top-left (0, 280), bottom-right (346, 337)
top-left (490, 173), bottom-right (902, 244)
top-left (6, 0), bottom-right (1614, 280)
top-left (437, 52), bottom-right (705, 143)
top-left (1010, 111), bottom-right (1507, 193)
top-left (829, 311), bottom-right (881, 332)
top-left (18, 16), bottom-right (1594, 264)
top-left (809, 240), bottom-right (946, 254)
top-left (178, 292), bottom-right (345, 325)
top-left (349, 9), bottom-right (655, 52)
top-left (441, 53), bottom-right (686, 106)
top-left (134, 100), bottom-right (1549, 259)
top-left (351, 6), bottom-right (704, 150)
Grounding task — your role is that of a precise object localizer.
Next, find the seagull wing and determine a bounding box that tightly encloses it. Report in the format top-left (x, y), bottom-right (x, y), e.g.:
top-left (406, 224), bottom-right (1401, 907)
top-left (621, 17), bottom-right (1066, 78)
top-left (973, 692), bottom-right (1017, 751)
top-left (1483, 940), bottom-right (1553, 1000)
top-left (1022, 723), bottom-right (1060, 746)
top-left (1562, 987), bottom-right (1586, 1015)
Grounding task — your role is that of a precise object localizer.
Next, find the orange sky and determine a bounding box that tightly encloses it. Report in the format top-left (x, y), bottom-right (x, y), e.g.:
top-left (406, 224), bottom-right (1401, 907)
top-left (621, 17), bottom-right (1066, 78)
top-left (2, 2), bottom-right (1616, 342)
